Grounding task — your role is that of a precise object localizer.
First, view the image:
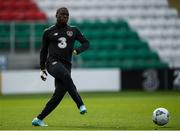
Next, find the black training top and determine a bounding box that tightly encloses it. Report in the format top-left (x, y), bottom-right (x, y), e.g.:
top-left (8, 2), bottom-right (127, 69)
top-left (40, 24), bottom-right (90, 70)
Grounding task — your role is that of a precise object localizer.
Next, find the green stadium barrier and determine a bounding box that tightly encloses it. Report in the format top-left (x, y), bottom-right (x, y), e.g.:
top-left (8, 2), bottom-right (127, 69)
top-left (0, 21), bottom-right (169, 69)
top-left (0, 31), bottom-right (10, 38)
top-left (0, 23), bottom-right (10, 32)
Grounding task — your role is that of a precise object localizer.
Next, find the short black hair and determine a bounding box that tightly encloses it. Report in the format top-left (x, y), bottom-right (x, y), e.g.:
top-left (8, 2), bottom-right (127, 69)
top-left (56, 7), bottom-right (69, 18)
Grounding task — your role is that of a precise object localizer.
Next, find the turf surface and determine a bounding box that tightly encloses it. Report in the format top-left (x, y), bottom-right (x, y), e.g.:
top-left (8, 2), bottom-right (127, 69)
top-left (0, 91), bottom-right (180, 130)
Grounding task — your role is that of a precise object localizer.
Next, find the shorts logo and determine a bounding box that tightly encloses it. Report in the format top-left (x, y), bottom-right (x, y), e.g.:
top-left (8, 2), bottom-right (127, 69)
top-left (52, 61), bottom-right (57, 65)
top-left (67, 31), bottom-right (73, 37)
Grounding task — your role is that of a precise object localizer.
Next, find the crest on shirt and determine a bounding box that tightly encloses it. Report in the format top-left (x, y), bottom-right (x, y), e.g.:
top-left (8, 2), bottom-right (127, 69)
top-left (66, 31), bottom-right (73, 37)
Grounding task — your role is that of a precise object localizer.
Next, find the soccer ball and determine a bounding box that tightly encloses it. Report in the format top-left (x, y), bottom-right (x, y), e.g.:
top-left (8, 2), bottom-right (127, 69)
top-left (152, 107), bottom-right (170, 126)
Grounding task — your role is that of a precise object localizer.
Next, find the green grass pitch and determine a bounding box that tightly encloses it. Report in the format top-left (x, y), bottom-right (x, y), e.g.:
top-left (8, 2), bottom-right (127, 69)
top-left (0, 91), bottom-right (180, 130)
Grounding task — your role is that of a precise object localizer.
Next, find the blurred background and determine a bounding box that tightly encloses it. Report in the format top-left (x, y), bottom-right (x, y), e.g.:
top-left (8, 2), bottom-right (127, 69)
top-left (0, 0), bottom-right (180, 94)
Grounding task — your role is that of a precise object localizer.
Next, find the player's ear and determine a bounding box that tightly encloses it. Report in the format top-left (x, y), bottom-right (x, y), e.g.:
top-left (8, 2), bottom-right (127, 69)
top-left (56, 9), bottom-right (59, 18)
top-left (56, 12), bottom-right (58, 18)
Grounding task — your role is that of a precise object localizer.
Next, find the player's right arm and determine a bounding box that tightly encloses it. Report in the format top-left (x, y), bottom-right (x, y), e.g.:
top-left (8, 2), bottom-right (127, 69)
top-left (40, 29), bottom-right (50, 81)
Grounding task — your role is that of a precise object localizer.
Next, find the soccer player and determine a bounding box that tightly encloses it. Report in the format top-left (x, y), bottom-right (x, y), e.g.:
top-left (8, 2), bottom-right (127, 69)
top-left (32, 7), bottom-right (90, 126)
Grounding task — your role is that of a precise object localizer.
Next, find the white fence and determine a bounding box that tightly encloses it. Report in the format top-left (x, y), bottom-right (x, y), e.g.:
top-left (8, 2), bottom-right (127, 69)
top-left (0, 68), bottom-right (120, 94)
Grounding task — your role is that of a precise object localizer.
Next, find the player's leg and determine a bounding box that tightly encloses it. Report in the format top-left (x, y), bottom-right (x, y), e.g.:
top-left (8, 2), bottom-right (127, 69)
top-left (63, 74), bottom-right (87, 114)
top-left (32, 79), bottom-right (66, 125)
top-left (47, 61), bottom-right (87, 114)
top-left (37, 79), bottom-right (67, 120)
top-left (32, 79), bottom-right (67, 126)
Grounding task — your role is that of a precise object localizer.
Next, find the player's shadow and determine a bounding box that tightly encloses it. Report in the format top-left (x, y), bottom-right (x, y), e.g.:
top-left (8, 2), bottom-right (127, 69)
top-left (49, 124), bottom-right (131, 130)
top-left (154, 126), bottom-right (175, 130)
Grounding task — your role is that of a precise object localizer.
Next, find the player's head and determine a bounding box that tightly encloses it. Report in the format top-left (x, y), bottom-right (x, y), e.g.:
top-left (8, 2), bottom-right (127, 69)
top-left (56, 7), bottom-right (69, 25)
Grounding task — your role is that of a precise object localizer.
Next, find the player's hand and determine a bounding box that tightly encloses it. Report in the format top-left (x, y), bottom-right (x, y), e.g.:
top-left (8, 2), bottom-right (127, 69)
top-left (72, 49), bottom-right (77, 55)
top-left (40, 70), bottom-right (48, 81)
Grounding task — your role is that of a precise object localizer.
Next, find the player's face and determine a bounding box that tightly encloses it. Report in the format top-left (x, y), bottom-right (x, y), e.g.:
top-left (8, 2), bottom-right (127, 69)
top-left (56, 8), bottom-right (69, 25)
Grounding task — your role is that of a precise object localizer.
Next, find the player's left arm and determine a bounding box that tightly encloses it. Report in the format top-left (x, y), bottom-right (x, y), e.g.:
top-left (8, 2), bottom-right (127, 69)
top-left (74, 27), bottom-right (90, 55)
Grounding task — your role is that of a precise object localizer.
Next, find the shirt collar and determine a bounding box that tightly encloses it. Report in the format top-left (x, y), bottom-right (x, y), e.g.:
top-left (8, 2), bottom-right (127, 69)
top-left (55, 23), bottom-right (67, 29)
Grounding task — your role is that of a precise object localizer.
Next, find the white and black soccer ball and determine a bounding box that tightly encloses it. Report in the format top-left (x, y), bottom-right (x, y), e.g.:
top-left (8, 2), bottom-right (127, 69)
top-left (152, 107), bottom-right (170, 126)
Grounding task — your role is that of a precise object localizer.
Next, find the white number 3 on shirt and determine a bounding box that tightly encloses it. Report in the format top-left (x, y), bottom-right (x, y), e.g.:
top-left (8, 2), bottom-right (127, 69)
top-left (58, 37), bottom-right (67, 49)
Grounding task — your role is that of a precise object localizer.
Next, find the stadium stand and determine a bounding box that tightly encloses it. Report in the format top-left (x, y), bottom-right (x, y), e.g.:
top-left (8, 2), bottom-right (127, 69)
top-left (0, 0), bottom-right (179, 69)
top-left (0, 0), bottom-right (46, 21)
